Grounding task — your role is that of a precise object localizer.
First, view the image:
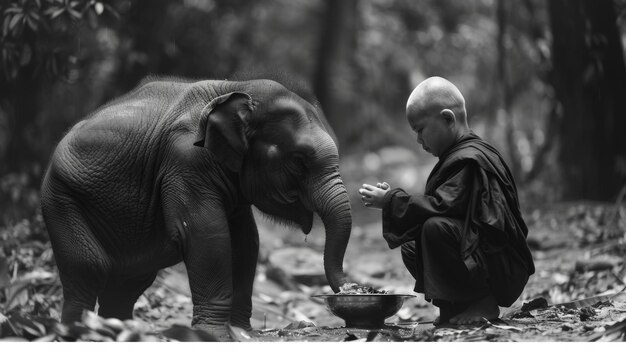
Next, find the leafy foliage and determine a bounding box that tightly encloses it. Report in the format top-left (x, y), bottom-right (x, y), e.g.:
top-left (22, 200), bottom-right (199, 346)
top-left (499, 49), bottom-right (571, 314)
top-left (0, 0), bottom-right (118, 81)
top-left (0, 171), bottom-right (40, 225)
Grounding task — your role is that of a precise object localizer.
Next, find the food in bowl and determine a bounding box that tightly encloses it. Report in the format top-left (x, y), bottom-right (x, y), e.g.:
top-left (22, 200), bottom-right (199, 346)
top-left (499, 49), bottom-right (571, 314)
top-left (313, 283), bottom-right (414, 329)
top-left (338, 282), bottom-right (388, 295)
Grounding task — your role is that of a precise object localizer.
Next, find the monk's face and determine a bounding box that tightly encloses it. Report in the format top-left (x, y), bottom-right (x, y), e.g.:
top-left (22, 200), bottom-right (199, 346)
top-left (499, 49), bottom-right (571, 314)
top-left (407, 110), bottom-right (456, 157)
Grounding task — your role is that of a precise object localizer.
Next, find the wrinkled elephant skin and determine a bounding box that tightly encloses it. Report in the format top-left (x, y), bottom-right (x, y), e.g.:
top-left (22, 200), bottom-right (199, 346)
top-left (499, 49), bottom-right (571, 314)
top-left (40, 79), bottom-right (352, 340)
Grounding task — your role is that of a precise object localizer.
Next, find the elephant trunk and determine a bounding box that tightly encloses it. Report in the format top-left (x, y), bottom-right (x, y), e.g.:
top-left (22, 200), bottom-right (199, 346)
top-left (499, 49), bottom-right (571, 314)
top-left (309, 171), bottom-right (352, 293)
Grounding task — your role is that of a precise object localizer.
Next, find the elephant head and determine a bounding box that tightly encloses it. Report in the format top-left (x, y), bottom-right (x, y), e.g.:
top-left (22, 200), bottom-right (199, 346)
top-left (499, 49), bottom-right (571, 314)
top-left (194, 80), bottom-right (351, 292)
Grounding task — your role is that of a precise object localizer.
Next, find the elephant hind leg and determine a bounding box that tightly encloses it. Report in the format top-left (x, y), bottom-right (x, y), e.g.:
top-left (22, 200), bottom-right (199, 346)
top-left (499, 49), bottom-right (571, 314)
top-left (97, 272), bottom-right (157, 320)
top-left (59, 277), bottom-right (98, 324)
top-left (42, 197), bottom-right (110, 324)
top-left (54, 231), bottom-right (109, 324)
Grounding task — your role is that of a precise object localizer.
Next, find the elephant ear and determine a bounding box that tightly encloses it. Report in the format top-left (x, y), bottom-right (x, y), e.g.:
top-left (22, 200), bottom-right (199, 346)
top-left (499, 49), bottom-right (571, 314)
top-left (194, 92), bottom-right (252, 172)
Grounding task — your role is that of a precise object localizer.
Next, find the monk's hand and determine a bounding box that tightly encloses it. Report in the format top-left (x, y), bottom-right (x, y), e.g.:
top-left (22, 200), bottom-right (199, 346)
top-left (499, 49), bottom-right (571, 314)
top-left (376, 182), bottom-right (390, 190)
top-left (359, 183), bottom-right (389, 209)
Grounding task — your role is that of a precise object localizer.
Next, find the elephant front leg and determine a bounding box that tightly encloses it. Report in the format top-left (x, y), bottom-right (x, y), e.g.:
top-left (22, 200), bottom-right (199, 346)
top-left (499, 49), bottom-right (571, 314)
top-left (228, 206), bottom-right (259, 330)
top-left (183, 216), bottom-right (234, 341)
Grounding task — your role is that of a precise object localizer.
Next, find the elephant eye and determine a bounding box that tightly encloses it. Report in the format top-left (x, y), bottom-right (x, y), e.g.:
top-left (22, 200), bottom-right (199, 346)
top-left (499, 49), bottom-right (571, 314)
top-left (285, 153), bottom-right (307, 174)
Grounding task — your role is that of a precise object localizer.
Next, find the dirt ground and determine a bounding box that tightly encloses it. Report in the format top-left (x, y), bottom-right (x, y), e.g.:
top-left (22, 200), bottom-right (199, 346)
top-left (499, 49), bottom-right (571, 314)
top-left (129, 199), bottom-right (626, 342)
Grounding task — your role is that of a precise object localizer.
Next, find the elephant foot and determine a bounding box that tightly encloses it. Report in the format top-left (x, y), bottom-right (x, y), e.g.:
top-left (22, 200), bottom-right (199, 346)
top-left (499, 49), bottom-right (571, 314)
top-left (192, 323), bottom-right (232, 342)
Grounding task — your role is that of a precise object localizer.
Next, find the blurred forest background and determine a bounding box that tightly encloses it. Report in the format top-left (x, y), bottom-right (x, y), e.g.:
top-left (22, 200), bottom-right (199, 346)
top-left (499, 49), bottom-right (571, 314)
top-left (1, 0), bottom-right (626, 341)
top-left (0, 0), bottom-right (625, 224)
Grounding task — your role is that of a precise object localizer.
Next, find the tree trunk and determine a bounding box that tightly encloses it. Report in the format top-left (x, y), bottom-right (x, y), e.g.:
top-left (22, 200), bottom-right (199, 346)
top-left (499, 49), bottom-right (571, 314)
top-left (496, 0), bottom-right (522, 182)
top-left (1, 68), bottom-right (40, 175)
top-left (549, 0), bottom-right (626, 200)
top-left (115, 0), bottom-right (173, 92)
top-left (313, 0), bottom-right (358, 147)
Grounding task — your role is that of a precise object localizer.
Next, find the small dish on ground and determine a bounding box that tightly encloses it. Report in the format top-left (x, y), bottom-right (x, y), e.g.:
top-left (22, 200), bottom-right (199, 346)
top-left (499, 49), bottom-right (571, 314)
top-left (312, 293), bottom-right (415, 329)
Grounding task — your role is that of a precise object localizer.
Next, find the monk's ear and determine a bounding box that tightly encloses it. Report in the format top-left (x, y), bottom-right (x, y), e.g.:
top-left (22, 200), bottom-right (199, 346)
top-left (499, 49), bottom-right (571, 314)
top-left (194, 92), bottom-right (252, 172)
top-left (440, 109), bottom-right (456, 125)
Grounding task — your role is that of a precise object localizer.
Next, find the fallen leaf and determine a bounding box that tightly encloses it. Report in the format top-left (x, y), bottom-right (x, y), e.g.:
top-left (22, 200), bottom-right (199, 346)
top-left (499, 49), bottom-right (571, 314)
top-left (555, 292), bottom-right (615, 309)
top-left (284, 320), bottom-right (316, 329)
top-left (102, 318), bottom-right (125, 333)
top-left (19, 268), bottom-right (55, 282)
top-left (521, 297), bottom-right (549, 311)
top-left (344, 332), bottom-right (363, 341)
top-left (161, 324), bottom-right (218, 341)
top-left (227, 323), bottom-right (253, 342)
top-left (4, 282), bottom-right (30, 312)
top-left (32, 334), bottom-right (57, 342)
top-left (586, 317), bottom-right (626, 341)
top-left (483, 320), bottom-right (523, 332)
top-left (116, 330), bottom-right (142, 342)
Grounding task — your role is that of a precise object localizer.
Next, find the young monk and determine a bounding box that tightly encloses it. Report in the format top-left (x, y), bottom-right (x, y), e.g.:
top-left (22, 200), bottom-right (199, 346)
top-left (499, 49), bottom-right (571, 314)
top-left (359, 76), bottom-right (535, 325)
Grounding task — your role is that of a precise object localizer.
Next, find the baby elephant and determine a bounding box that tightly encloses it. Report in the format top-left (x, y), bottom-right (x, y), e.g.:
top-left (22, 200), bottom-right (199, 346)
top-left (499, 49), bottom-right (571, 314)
top-left (41, 78), bottom-right (352, 340)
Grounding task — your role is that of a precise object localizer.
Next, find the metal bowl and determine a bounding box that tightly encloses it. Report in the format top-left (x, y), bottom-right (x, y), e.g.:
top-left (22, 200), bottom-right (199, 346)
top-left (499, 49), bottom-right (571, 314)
top-left (312, 294), bottom-right (415, 329)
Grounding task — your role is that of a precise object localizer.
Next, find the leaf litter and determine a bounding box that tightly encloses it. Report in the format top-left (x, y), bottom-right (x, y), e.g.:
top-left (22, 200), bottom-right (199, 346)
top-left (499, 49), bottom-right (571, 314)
top-left (0, 199), bottom-right (625, 341)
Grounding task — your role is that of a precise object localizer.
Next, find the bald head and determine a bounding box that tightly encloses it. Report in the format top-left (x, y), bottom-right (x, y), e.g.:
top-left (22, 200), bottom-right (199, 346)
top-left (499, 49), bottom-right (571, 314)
top-left (405, 77), bottom-right (471, 157)
top-left (406, 76), bottom-right (467, 126)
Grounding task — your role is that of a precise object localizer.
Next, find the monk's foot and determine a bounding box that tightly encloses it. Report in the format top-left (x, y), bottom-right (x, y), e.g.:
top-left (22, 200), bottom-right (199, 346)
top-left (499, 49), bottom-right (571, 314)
top-left (433, 305), bottom-right (454, 326)
top-left (449, 294), bottom-right (499, 325)
top-left (433, 302), bottom-right (467, 326)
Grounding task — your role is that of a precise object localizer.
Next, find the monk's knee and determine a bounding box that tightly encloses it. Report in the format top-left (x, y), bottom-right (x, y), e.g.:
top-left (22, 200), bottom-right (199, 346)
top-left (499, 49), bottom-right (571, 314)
top-left (421, 216), bottom-right (449, 239)
top-left (400, 242), bottom-right (419, 280)
top-left (401, 242), bottom-right (416, 267)
top-left (421, 216), bottom-right (461, 248)
top-left (400, 242), bottom-right (416, 261)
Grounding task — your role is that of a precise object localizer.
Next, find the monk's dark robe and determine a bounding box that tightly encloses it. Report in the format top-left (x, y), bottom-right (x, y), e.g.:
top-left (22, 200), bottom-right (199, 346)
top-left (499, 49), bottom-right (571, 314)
top-left (382, 132), bottom-right (535, 308)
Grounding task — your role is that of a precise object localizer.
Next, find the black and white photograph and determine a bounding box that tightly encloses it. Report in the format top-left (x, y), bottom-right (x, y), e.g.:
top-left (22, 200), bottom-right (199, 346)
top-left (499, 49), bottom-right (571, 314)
top-left (0, 0), bottom-right (625, 344)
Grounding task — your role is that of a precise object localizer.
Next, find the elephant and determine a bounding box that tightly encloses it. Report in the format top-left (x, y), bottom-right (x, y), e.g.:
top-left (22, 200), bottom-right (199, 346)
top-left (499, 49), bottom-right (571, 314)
top-left (40, 78), bottom-right (352, 340)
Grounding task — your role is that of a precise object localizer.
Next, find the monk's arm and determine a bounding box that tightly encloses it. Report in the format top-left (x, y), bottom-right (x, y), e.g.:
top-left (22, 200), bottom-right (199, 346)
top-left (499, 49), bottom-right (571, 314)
top-left (382, 163), bottom-right (474, 243)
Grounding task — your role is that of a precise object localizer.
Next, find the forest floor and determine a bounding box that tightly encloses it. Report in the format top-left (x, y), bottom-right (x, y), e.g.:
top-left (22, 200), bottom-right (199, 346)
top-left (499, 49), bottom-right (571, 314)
top-left (1, 148), bottom-right (625, 342)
